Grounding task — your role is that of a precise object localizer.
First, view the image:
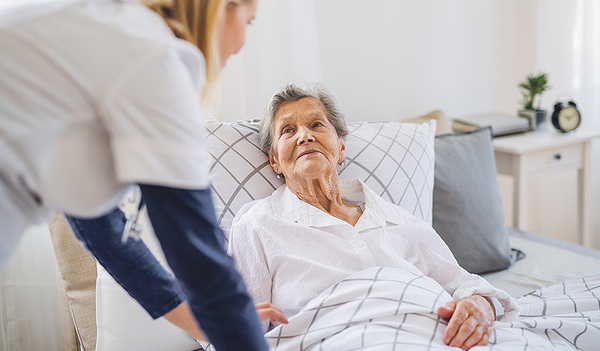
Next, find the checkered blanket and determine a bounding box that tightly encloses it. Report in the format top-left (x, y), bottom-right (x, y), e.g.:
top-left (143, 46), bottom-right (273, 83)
top-left (265, 266), bottom-right (600, 350)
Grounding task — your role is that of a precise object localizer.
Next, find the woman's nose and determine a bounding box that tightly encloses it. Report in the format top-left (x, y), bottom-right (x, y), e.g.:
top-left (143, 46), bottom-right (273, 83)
top-left (297, 127), bottom-right (314, 144)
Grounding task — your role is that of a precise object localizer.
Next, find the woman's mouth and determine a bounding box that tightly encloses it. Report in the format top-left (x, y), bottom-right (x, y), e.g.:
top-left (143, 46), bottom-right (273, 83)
top-left (298, 150), bottom-right (320, 158)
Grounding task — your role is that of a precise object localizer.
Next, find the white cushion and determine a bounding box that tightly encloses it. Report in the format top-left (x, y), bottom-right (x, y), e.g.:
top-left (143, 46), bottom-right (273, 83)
top-left (95, 206), bottom-right (200, 351)
top-left (205, 117), bottom-right (436, 240)
top-left (95, 266), bottom-right (200, 351)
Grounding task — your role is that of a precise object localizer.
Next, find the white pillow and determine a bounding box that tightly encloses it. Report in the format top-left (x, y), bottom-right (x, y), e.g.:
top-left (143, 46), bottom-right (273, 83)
top-left (205, 117), bottom-right (436, 239)
top-left (95, 206), bottom-right (201, 351)
top-left (95, 267), bottom-right (201, 351)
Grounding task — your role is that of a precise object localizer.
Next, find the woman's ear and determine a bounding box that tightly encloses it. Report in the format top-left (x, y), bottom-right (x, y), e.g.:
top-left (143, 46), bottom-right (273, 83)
top-left (269, 153), bottom-right (280, 175)
top-left (338, 137), bottom-right (346, 163)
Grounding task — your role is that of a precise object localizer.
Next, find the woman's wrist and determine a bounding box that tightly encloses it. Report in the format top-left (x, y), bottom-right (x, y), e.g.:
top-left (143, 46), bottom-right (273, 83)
top-left (480, 295), bottom-right (508, 321)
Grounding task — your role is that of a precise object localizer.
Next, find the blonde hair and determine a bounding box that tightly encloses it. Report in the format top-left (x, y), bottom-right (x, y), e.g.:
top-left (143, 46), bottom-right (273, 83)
top-left (143, 0), bottom-right (227, 107)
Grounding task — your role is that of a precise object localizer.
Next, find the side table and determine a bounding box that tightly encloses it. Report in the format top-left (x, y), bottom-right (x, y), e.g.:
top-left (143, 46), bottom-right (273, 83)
top-left (493, 128), bottom-right (600, 247)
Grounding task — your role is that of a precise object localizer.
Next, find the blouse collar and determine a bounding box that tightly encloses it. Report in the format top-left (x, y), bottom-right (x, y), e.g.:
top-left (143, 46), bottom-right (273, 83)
top-left (271, 179), bottom-right (407, 230)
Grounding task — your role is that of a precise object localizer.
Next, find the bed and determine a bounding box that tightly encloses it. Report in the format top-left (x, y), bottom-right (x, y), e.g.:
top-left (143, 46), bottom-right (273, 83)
top-left (48, 114), bottom-right (600, 350)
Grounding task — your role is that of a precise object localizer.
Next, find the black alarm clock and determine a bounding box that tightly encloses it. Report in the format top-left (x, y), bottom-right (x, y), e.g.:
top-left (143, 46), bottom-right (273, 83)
top-left (551, 100), bottom-right (581, 133)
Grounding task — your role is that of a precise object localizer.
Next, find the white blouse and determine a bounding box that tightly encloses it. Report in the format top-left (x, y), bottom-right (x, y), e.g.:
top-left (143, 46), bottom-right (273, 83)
top-left (228, 179), bottom-right (518, 331)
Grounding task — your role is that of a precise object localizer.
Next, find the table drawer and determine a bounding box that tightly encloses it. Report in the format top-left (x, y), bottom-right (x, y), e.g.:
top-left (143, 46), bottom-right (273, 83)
top-left (522, 144), bottom-right (582, 173)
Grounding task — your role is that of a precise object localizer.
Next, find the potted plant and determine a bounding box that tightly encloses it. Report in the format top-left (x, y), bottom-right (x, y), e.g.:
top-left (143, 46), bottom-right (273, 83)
top-left (518, 72), bottom-right (551, 130)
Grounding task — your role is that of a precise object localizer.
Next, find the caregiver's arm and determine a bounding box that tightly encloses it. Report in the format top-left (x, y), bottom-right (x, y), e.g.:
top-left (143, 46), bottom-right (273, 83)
top-left (163, 302), bottom-right (207, 341)
top-left (167, 301), bottom-right (288, 341)
top-left (167, 301), bottom-right (288, 342)
top-left (140, 184), bottom-right (267, 351)
top-left (65, 210), bottom-right (206, 341)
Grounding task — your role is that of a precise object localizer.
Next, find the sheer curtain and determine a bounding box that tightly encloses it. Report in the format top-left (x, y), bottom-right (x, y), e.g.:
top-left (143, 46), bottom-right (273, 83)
top-left (0, 225), bottom-right (61, 351)
top-left (573, 0), bottom-right (600, 130)
top-left (573, 0), bottom-right (600, 247)
top-left (536, 0), bottom-right (600, 130)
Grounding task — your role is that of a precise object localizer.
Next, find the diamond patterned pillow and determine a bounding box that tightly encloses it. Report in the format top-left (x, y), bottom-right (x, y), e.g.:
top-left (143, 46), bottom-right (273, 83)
top-left (205, 117), bottom-right (435, 240)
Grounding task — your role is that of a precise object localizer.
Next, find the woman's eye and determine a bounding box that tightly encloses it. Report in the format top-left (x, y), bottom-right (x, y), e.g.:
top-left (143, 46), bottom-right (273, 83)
top-left (313, 122), bottom-right (323, 127)
top-left (282, 128), bottom-right (293, 134)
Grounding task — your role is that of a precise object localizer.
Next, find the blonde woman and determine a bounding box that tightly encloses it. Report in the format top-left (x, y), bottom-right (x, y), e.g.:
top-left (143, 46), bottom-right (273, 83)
top-left (0, 0), bottom-right (269, 349)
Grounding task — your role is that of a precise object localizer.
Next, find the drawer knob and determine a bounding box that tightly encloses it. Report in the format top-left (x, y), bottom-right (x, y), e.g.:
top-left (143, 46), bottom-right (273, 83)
top-left (554, 153), bottom-right (562, 160)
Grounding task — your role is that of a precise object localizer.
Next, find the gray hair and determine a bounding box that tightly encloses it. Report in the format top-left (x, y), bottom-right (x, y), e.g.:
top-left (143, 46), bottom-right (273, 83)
top-left (259, 84), bottom-right (349, 154)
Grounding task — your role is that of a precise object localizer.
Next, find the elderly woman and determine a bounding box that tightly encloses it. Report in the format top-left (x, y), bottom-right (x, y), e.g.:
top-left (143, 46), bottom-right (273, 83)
top-left (228, 84), bottom-right (517, 351)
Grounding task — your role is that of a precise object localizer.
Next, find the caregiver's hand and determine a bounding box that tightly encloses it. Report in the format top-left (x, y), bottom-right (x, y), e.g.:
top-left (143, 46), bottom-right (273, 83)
top-left (256, 302), bottom-right (289, 325)
top-left (164, 301), bottom-right (207, 341)
top-left (437, 295), bottom-right (495, 350)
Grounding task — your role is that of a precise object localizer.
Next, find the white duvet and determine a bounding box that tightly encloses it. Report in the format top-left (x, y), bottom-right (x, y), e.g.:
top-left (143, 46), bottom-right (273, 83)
top-left (264, 266), bottom-right (600, 350)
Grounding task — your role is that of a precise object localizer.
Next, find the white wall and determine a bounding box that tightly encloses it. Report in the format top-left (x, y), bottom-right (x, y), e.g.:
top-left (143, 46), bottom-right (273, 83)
top-left (218, 0), bottom-right (596, 126)
top-left (313, 0), bottom-right (532, 122)
top-left (217, 0), bottom-right (543, 122)
top-left (312, 0), bottom-right (597, 124)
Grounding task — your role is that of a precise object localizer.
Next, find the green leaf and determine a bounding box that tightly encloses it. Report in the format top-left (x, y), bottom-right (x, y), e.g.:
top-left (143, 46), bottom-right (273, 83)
top-left (517, 72), bottom-right (551, 110)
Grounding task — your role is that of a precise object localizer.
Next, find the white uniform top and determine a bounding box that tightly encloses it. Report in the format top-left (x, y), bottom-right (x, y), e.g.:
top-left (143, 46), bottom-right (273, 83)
top-left (0, 0), bottom-right (211, 268)
top-left (228, 179), bottom-right (518, 331)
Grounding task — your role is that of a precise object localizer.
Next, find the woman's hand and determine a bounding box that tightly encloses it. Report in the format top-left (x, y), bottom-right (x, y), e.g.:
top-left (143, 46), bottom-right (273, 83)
top-left (256, 302), bottom-right (289, 325)
top-left (437, 295), bottom-right (495, 350)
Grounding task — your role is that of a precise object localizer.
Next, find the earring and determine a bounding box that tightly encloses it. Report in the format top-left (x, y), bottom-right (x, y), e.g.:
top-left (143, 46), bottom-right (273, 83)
top-left (276, 173), bottom-right (281, 179)
top-left (338, 160), bottom-right (345, 167)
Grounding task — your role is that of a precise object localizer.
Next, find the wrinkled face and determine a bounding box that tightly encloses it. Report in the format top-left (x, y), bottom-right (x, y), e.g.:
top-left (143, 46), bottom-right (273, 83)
top-left (269, 98), bottom-right (345, 182)
top-left (220, 0), bottom-right (258, 66)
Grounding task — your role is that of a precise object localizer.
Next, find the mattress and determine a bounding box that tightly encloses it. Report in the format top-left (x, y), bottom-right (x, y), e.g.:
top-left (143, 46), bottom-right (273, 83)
top-left (482, 227), bottom-right (600, 297)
